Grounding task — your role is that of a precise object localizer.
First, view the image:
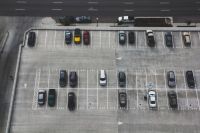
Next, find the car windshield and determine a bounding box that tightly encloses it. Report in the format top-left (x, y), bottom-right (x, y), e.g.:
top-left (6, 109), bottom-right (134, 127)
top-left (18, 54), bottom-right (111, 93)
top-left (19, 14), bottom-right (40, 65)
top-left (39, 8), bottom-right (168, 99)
top-left (100, 78), bottom-right (105, 80)
top-left (151, 101), bottom-right (155, 104)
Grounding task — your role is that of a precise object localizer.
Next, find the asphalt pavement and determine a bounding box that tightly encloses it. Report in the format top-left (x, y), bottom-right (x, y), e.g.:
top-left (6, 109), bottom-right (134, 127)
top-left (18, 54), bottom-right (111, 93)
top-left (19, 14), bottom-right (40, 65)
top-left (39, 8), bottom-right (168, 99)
top-left (0, 0), bottom-right (200, 17)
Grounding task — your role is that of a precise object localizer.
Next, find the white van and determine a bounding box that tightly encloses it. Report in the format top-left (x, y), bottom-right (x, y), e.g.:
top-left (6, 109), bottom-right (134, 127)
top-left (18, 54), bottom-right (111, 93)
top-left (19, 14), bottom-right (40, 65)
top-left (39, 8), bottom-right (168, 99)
top-left (99, 70), bottom-right (107, 86)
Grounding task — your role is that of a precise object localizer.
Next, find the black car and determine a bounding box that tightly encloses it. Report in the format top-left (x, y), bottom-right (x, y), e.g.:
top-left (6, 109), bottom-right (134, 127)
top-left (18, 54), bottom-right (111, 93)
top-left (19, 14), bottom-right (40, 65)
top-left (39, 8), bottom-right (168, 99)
top-left (167, 71), bottom-right (176, 88)
top-left (118, 92), bottom-right (127, 108)
top-left (186, 71), bottom-right (195, 88)
top-left (59, 70), bottom-right (67, 87)
top-left (48, 89), bottom-right (56, 107)
top-left (165, 32), bottom-right (173, 47)
top-left (68, 92), bottom-right (76, 111)
top-left (75, 16), bottom-right (92, 23)
top-left (168, 91), bottom-right (178, 109)
top-left (38, 89), bottom-right (46, 105)
top-left (128, 31), bottom-right (135, 44)
top-left (28, 31), bottom-right (36, 47)
top-left (65, 31), bottom-right (72, 44)
top-left (118, 72), bottom-right (126, 87)
top-left (69, 71), bottom-right (78, 87)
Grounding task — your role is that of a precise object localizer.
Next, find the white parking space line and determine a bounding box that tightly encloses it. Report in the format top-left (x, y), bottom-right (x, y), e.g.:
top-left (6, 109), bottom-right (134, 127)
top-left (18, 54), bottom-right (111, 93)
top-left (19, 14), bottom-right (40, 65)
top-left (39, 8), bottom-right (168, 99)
top-left (32, 69), bottom-right (38, 110)
top-left (135, 32), bottom-right (138, 48)
top-left (145, 69), bottom-right (147, 87)
top-left (174, 70), bottom-right (179, 108)
top-left (162, 32), bottom-right (166, 48)
top-left (194, 71), bottom-right (200, 110)
top-left (90, 31), bottom-right (93, 48)
top-left (116, 71), bottom-right (119, 109)
top-left (163, 69), bottom-right (169, 109)
top-left (109, 32), bottom-right (111, 48)
top-left (155, 70), bottom-right (158, 89)
top-left (35, 30), bottom-right (38, 47)
top-left (77, 70), bottom-right (79, 110)
top-left (45, 30), bottom-right (47, 48)
top-left (179, 32), bottom-right (184, 48)
top-left (183, 71), bottom-right (189, 109)
top-left (63, 31), bottom-right (65, 47)
top-left (198, 32), bottom-right (200, 43)
top-left (53, 30), bottom-right (57, 48)
top-left (57, 69), bottom-right (60, 109)
top-left (125, 70), bottom-right (128, 110)
top-left (136, 71), bottom-right (138, 108)
top-left (87, 69), bottom-right (89, 109)
top-left (171, 32), bottom-right (175, 48)
top-left (100, 31), bottom-right (102, 48)
top-left (96, 70), bottom-right (99, 109)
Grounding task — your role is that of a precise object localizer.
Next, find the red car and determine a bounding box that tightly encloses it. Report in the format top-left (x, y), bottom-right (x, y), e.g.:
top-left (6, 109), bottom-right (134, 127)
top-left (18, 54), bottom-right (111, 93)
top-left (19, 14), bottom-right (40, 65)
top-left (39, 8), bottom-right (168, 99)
top-left (83, 31), bottom-right (90, 45)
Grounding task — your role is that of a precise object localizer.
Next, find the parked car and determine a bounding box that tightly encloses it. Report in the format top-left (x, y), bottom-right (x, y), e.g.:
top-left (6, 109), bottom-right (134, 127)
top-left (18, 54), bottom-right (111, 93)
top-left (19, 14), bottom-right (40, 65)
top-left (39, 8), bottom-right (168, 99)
top-left (68, 92), bottom-right (76, 111)
top-left (119, 31), bottom-right (126, 45)
top-left (74, 28), bottom-right (81, 44)
top-left (117, 16), bottom-right (134, 25)
top-left (65, 31), bottom-right (72, 44)
top-left (118, 92), bottom-right (127, 108)
top-left (99, 70), bottom-right (107, 86)
top-left (146, 30), bottom-right (155, 47)
top-left (59, 70), bottom-right (67, 87)
top-left (118, 71), bottom-right (126, 87)
top-left (167, 71), bottom-right (176, 88)
top-left (83, 31), bottom-right (90, 45)
top-left (148, 90), bottom-right (157, 109)
top-left (28, 31), bottom-right (36, 47)
top-left (69, 71), bottom-right (78, 87)
top-left (182, 32), bottom-right (191, 46)
top-left (75, 16), bottom-right (92, 23)
top-left (168, 91), bottom-right (178, 109)
top-left (186, 71), bottom-right (195, 88)
top-left (165, 32), bottom-right (173, 47)
top-left (128, 31), bottom-right (135, 44)
top-left (48, 89), bottom-right (56, 107)
top-left (38, 89), bottom-right (46, 105)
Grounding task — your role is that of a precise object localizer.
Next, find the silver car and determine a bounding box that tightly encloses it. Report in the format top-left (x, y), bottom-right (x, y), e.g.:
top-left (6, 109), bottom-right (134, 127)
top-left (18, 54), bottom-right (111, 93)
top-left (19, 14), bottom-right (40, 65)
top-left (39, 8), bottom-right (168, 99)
top-left (148, 90), bottom-right (157, 109)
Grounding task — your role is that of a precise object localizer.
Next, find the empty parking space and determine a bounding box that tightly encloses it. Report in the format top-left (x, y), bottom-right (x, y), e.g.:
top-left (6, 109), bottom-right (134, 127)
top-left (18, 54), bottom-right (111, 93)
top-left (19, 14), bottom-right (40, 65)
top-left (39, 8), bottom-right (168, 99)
top-left (127, 89), bottom-right (137, 109)
top-left (127, 70), bottom-right (136, 88)
top-left (157, 90), bottom-right (168, 110)
top-left (156, 69), bottom-right (165, 89)
top-left (190, 32), bottom-right (200, 48)
top-left (154, 31), bottom-right (165, 48)
top-left (173, 32), bottom-right (183, 48)
top-left (137, 31), bottom-right (146, 48)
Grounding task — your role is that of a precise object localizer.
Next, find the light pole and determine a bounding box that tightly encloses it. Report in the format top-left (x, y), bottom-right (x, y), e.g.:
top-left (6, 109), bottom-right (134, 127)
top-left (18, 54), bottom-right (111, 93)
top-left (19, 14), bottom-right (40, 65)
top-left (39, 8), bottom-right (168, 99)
top-left (96, 17), bottom-right (99, 27)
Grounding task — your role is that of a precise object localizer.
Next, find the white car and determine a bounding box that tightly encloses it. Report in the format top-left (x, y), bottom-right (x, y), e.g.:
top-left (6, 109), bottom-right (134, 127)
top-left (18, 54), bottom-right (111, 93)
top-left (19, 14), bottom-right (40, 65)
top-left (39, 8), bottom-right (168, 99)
top-left (99, 70), bottom-right (107, 86)
top-left (148, 90), bottom-right (157, 108)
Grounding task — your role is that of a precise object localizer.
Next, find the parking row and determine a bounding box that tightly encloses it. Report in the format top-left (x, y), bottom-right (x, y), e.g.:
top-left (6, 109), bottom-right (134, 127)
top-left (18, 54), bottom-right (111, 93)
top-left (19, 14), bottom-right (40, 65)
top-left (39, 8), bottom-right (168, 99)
top-left (16, 68), bottom-right (200, 111)
top-left (27, 30), bottom-right (200, 49)
top-left (31, 87), bottom-right (200, 111)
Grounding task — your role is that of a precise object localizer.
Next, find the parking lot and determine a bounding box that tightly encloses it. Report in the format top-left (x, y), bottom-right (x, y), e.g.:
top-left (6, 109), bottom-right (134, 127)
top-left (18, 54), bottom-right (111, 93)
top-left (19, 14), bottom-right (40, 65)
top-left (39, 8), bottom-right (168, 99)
top-left (10, 28), bottom-right (200, 133)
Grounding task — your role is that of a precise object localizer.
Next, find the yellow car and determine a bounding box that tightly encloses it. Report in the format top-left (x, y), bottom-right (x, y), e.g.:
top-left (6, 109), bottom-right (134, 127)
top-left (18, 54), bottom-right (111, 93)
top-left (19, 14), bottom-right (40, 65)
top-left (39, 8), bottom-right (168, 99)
top-left (74, 28), bottom-right (81, 44)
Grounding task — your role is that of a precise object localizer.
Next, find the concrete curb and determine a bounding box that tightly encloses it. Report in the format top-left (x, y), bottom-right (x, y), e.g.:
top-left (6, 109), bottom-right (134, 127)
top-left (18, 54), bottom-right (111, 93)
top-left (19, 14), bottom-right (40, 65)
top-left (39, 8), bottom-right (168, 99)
top-left (0, 31), bottom-right (9, 54)
top-left (5, 28), bottom-right (30, 133)
top-left (28, 26), bottom-right (200, 32)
